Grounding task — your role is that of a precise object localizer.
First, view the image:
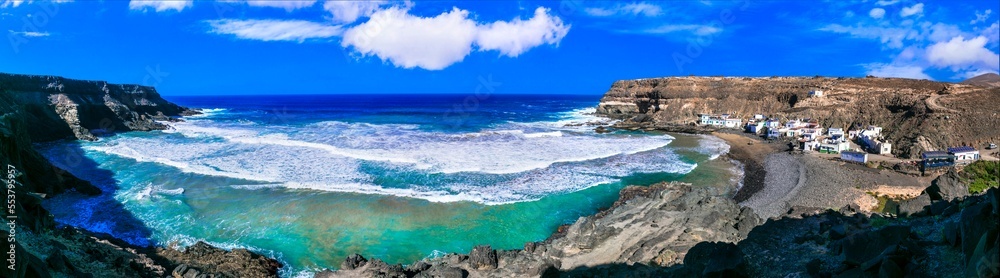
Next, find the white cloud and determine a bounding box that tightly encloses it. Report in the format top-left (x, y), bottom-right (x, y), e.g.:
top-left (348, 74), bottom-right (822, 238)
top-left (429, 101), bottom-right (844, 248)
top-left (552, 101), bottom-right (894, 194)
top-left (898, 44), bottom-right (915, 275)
top-left (900, 3), bottom-right (923, 17)
top-left (981, 22), bottom-right (999, 43)
top-left (865, 63), bottom-right (932, 80)
top-left (971, 10), bottom-right (993, 24)
top-left (341, 6), bottom-right (569, 70)
top-left (477, 7), bottom-right (570, 57)
top-left (0, 0), bottom-right (26, 8)
top-left (869, 8), bottom-right (885, 19)
top-left (584, 2), bottom-right (662, 17)
top-left (7, 30), bottom-right (48, 37)
top-left (207, 19), bottom-right (342, 42)
top-left (637, 24), bottom-right (720, 36)
top-left (322, 0), bottom-right (387, 24)
top-left (819, 24), bottom-right (917, 49)
top-left (926, 36), bottom-right (1000, 71)
top-left (1, 0), bottom-right (72, 8)
top-left (875, 0), bottom-right (900, 6)
top-left (243, 0), bottom-right (316, 11)
top-left (129, 0), bottom-right (192, 12)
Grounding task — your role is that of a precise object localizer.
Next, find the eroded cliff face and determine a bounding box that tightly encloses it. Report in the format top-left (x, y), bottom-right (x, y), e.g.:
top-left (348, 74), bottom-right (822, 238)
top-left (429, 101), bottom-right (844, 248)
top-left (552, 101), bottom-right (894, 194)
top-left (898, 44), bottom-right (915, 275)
top-left (0, 73), bottom-right (195, 141)
top-left (0, 74), bottom-right (279, 278)
top-left (596, 76), bottom-right (1000, 158)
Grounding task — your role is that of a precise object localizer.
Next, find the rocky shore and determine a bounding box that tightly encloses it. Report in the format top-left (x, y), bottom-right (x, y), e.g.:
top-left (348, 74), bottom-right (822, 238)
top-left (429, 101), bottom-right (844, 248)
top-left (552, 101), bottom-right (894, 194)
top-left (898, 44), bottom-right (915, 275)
top-left (1, 73), bottom-right (280, 278)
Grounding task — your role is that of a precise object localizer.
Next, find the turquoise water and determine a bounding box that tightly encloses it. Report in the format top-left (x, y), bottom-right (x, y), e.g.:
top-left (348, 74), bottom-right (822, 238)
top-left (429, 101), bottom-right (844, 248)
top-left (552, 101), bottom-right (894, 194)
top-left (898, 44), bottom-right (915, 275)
top-left (37, 95), bottom-right (737, 276)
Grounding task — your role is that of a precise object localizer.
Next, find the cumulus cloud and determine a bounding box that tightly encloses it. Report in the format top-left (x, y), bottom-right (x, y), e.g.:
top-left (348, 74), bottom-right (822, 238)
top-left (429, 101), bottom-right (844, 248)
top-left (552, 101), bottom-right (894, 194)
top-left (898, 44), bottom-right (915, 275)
top-left (584, 2), bottom-right (662, 17)
top-left (865, 63), bottom-right (931, 80)
top-left (477, 7), bottom-right (570, 57)
top-left (341, 7), bottom-right (569, 70)
top-left (900, 3), bottom-right (923, 17)
top-left (869, 8), bottom-right (885, 19)
top-left (322, 0), bottom-right (388, 24)
top-left (243, 0), bottom-right (316, 11)
top-left (129, 0), bottom-right (192, 12)
top-left (207, 19), bottom-right (342, 42)
top-left (926, 36), bottom-right (1000, 71)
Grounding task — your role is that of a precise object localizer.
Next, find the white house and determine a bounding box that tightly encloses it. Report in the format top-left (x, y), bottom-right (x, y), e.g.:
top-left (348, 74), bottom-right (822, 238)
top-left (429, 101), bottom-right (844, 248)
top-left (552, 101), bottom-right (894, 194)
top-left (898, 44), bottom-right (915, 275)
top-left (753, 114), bottom-right (765, 120)
top-left (764, 119), bottom-right (782, 129)
top-left (828, 128), bottom-right (845, 140)
top-left (801, 139), bottom-right (820, 151)
top-left (785, 120), bottom-right (804, 129)
top-left (819, 139), bottom-right (851, 154)
top-left (801, 128), bottom-right (824, 141)
top-left (809, 90), bottom-right (824, 97)
top-left (746, 121), bottom-right (765, 134)
top-left (766, 129), bottom-right (782, 139)
top-left (856, 125), bottom-right (892, 155)
top-left (948, 146), bottom-right (980, 164)
top-left (724, 118), bottom-right (742, 128)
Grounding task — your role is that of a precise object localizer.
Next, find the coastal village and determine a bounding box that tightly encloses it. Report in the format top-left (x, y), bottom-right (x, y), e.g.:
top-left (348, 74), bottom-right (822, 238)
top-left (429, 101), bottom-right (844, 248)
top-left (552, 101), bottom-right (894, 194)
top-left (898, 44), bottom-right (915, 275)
top-left (697, 89), bottom-right (995, 174)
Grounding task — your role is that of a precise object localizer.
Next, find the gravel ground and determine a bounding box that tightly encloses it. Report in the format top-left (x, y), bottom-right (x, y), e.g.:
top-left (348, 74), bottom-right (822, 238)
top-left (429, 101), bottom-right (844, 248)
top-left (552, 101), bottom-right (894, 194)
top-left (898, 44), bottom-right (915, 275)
top-left (740, 152), bottom-right (925, 219)
top-left (739, 153), bottom-right (806, 219)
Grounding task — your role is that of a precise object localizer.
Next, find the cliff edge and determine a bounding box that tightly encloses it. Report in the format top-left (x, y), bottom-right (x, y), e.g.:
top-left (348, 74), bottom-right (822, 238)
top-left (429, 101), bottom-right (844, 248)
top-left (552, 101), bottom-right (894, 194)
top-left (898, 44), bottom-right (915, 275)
top-left (596, 76), bottom-right (1000, 158)
top-left (0, 73), bottom-right (280, 278)
top-left (0, 73), bottom-right (197, 141)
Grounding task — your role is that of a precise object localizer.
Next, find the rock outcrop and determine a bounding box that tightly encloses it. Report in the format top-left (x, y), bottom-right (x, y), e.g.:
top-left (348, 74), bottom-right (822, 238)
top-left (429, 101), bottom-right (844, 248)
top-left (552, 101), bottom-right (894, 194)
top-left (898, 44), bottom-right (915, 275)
top-left (1, 73), bottom-right (279, 278)
top-left (0, 72), bottom-right (197, 141)
top-left (321, 182), bottom-right (762, 277)
top-left (596, 76), bottom-right (1000, 158)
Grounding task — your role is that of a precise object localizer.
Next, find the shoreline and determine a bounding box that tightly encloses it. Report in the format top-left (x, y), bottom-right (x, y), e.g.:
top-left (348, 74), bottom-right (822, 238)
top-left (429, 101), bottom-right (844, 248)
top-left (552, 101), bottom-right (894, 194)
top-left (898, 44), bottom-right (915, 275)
top-left (711, 131), bottom-right (781, 202)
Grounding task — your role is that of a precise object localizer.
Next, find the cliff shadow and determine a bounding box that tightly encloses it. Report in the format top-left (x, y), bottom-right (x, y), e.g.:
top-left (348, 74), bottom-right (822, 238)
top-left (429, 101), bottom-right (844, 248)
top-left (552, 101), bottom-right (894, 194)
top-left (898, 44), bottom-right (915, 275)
top-left (38, 140), bottom-right (157, 247)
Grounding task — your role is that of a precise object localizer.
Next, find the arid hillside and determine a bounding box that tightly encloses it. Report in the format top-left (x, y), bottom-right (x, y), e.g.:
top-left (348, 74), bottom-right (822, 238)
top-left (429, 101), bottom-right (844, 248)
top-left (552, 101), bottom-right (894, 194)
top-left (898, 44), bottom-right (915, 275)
top-left (596, 75), bottom-right (1000, 159)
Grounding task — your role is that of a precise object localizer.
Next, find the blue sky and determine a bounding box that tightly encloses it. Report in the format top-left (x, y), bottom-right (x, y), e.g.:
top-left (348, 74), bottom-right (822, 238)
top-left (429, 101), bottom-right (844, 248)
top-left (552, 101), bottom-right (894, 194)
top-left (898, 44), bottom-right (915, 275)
top-left (1, 0), bottom-right (997, 95)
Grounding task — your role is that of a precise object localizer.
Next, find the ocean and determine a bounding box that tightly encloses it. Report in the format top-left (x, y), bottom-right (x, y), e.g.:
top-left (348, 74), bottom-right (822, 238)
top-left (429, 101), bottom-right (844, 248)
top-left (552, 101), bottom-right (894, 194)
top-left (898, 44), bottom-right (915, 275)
top-left (36, 94), bottom-right (738, 276)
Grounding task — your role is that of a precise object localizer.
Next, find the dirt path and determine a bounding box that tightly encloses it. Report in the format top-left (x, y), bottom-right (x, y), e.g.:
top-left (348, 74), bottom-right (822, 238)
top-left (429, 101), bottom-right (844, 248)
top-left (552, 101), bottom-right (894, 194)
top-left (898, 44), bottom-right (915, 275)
top-left (926, 93), bottom-right (959, 113)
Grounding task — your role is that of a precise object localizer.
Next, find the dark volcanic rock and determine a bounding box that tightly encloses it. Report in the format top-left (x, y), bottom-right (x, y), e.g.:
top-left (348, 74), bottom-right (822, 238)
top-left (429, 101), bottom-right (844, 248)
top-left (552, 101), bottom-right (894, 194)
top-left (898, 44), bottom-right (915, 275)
top-left (1, 72), bottom-right (197, 141)
top-left (156, 241), bottom-right (282, 278)
top-left (926, 168), bottom-right (969, 201)
top-left (468, 245), bottom-right (498, 270)
top-left (341, 253), bottom-right (368, 270)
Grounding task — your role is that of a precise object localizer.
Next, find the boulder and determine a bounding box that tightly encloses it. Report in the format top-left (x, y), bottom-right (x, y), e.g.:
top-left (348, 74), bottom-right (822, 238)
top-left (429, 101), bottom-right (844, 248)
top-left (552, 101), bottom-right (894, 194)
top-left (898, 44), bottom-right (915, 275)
top-left (898, 194), bottom-right (931, 217)
top-left (839, 225), bottom-right (911, 266)
top-left (925, 169), bottom-right (968, 201)
top-left (341, 254), bottom-right (368, 270)
top-left (468, 245), bottom-right (499, 270)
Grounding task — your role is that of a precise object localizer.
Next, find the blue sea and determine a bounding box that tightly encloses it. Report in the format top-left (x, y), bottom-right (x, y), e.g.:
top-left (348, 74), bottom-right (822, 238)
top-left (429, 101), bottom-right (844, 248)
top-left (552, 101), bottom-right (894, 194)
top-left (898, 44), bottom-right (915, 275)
top-left (36, 94), bottom-right (737, 276)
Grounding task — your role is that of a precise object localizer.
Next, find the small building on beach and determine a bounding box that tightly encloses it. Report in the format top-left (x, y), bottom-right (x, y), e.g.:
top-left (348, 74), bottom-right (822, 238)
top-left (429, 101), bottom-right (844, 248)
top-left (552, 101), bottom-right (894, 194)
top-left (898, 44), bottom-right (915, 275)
top-left (819, 139), bottom-right (850, 154)
top-left (746, 121), bottom-right (765, 134)
top-left (841, 151), bottom-right (868, 164)
top-left (947, 146), bottom-right (980, 164)
top-left (922, 151), bottom-right (955, 170)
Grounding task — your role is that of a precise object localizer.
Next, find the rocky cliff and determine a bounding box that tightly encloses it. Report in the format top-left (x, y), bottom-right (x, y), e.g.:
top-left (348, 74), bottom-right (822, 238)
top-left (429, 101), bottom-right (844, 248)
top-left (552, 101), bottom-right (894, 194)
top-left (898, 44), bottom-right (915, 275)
top-left (0, 73), bottom-right (196, 141)
top-left (321, 180), bottom-right (1000, 278)
top-left (596, 76), bottom-right (1000, 158)
top-left (319, 182), bottom-right (762, 277)
top-left (1, 73), bottom-right (280, 278)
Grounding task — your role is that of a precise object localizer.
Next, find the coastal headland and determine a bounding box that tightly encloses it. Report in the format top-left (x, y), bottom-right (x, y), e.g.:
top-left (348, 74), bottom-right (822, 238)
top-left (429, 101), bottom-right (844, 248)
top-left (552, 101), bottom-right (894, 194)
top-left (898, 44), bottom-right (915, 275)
top-left (2, 72), bottom-right (998, 277)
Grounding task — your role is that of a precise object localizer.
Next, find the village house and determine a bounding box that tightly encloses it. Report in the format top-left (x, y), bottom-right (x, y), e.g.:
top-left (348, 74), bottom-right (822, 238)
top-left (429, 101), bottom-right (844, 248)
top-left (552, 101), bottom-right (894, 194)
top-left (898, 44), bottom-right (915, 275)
top-left (745, 120), bottom-right (765, 134)
top-left (699, 113), bottom-right (743, 129)
top-left (948, 146), bottom-right (980, 164)
top-left (809, 90), bottom-right (824, 97)
top-left (800, 139), bottom-right (820, 151)
top-left (856, 125), bottom-right (892, 155)
top-left (827, 128), bottom-right (845, 140)
top-left (800, 128), bottom-right (824, 141)
top-left (819, 138), bottom-right (851, 154)
top-left (764, 119), bottom-right (782, 129)
top-left (841, 151), bottom-right (868, 164)
top-left (766, 129), bottom-right (782, 139)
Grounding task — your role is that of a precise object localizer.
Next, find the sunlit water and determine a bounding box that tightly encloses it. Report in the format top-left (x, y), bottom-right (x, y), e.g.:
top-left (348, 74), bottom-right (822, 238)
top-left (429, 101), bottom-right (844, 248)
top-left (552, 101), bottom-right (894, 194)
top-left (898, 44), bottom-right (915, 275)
top-left (37, 94), bottom-right (738, 276)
